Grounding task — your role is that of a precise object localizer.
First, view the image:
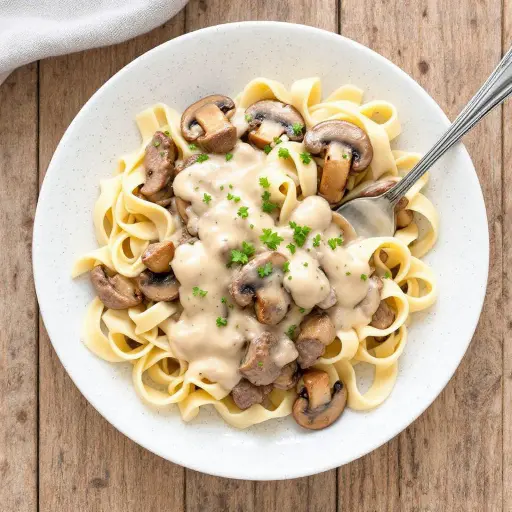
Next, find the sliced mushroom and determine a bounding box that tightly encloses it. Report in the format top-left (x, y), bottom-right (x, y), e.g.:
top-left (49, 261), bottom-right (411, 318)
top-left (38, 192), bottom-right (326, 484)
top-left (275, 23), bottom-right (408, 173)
top-left (395, 197), bottom-right (413, 228)
top-left (304, 120), bottom-right (373, 204)
top-left (141, 131), bottom-right (176, 197)
top-left (229, 251), bottom-right (291, 325)
top-left (358, 178), bottom-right (398, 198)
top-left (175, 197), bottom-right (190, 224)
top-left (357, 276), bottom-right (383, 319)
top-left (181, 95), bottom-right (237, 153)
top-left (370, 300), bottom-right (395, 329)
top-left (245, 100), bottom-right (305, 149)
top-left (231, 379), bottom-right (273, 410)
top-left (174, 154), bottom-right (201, 176)
top-left (142, 241), bottom-right (175, 273)
top-left (292, 370), bottom-right (347, 430)
top-left (239, 332), bottom-right (281, 386)
top-left (136, 270), bottom-right (180, 302)
top-left (144, 182), bottom-right (174, 207)
top-left (90, 265), bottom-right (142, 310)
top-left (317, 287), bottom-right (337, 309)
top-left (273, 361), bottom-right (300, 390)
top-left (295, 312), bottom-right (336, 369)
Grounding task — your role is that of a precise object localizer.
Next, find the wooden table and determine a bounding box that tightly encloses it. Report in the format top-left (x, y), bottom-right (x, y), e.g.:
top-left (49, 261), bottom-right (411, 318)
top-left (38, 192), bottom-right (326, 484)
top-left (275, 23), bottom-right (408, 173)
top-left (0, 1), bottom-right (509, 510)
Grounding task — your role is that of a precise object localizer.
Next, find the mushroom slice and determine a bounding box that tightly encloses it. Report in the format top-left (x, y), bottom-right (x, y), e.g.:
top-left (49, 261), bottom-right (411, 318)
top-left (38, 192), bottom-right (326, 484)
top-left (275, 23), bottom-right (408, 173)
top-left (141, 131), bottom-right (176, 197)
top-left (245, 100), bottom-right (305, 149)
top-left (370, 300), bottom-right (395, 329)
top-left (144, 181), bottom-right (174, 207)
top-left (231, 379), bottom-right (273, 410)
top-left (229, 251), bottom-right (291, 325)
top-left (90, 265), bottom-right (143, 310)
top-left (239, 332), bottom-right (281, 386)
top-left (304, 120), bottom-right (373, 204)
top-left (174, 154), bottom-right (201, 176)
top-left (295, 312), bottom-right (336, 369)
top-left (136, 270), bottom-right (180, 302)
top-left (273, 361), bottom-right (300, 390)
top-left (292, 370), bottom-right (347, 430)
top-left (395, 197), bottom-right (413, 228)
top-left (175, 197), bottom-right (190, 224)
top-left (142, 241), bottom-right (175, 273)
top-left (181, 95), bottom-right (237, 153)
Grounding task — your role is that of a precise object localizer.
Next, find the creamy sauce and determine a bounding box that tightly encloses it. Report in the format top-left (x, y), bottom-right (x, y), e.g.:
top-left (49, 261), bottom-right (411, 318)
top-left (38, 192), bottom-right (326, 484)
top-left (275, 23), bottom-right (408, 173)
top-left (170, 142), bottom-right (377, 391)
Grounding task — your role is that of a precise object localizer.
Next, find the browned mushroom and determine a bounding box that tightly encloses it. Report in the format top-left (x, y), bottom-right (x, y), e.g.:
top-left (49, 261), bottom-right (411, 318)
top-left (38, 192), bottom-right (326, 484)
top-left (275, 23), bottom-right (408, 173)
top-left (90, 265), bottom-right (143, 310)
top-left (141, 131), bottom-right (176, 197)
top-left (173, 154), bottom-right (202, 225)
top-left (231, 379), bottom-right (273, 410)
top-left (273, 361), bottom-right (300, 390)
top-left (370, 300), bottom-right (395, 329)
top-left (143, 182), bottom-right (174, 207)
top-left (229, 252), bottom-right (291, 325)
top-left (295, 312), bottom-right (336, 369)
top-left (174, 154), bottom-right (201, 176)
top-left (142, 241), bottom-right (175, 273)
top-left (395, 197), bottom-right (413, 228)
top-left (304, 120), bottom-right (373, 204)
top-left (245, 100), bottom-right (305, 149)
top-left (292, 370), bottom-right (347, 430)
top-left (136, 270), bottom-right (180, 302)
top-left (181, 95), bottom-right (237, 153)
top-left (239, 332), bottom-right (281, 386)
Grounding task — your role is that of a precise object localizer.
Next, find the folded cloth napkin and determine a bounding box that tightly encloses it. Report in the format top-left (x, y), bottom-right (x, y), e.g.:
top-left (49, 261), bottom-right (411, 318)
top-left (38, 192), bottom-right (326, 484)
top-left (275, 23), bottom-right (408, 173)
top-left (0, 0), bottom-right (188, 84)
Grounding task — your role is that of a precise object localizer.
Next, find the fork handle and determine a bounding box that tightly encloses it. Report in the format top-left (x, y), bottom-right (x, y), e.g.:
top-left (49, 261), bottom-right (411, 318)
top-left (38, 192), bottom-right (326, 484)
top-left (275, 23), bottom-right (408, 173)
top-left (385, 45), bottom-right (512, 205)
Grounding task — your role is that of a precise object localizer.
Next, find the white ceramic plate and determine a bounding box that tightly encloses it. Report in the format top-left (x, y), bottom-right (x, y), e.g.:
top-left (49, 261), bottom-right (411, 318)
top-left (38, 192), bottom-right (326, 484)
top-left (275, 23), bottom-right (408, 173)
top-left (33, 22), bottom-right (489, 480)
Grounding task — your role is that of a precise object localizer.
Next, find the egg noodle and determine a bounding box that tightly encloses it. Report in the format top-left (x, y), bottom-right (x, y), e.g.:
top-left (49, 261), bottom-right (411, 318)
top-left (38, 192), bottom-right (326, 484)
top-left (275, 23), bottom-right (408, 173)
top-left (72, 78), bottom-right (438, 429)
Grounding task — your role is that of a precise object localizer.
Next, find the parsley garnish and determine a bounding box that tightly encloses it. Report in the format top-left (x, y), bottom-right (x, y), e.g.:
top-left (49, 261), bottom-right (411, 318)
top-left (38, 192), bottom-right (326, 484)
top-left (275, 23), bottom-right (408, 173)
top-left (289, 221), bottom-right (311, 247)
top-left (286, 325), bottom-right (297, 339)
top-left (346, 271), bottom-right (351, 276)
top-left (259, 177), bottom-right (270, 188)
top-left (300, 152), bottom-right (312, 164)
top-left (220, 185), bottom-right (224, 191)
top-left (303, 262), bottom-right (309, 267)
top-left (313, 234), bottom-right (321, 247)
top-left (229, 241), bottom-right (255, 266)
top-left (360, 274), bottom-right (368, 281)
top-left (216, 317), bottom-right (228, 327)
top-left (288, 276), bottom-right (292, 280)
top-left (286, 243), bottom-right (296, 254)
top-left (188, 143), bottom-right (198, 151)
top-left (299, 307), bottom-right (305, 314)
top-left (327, 237), bottom-right (344, 250)
top-left (159, 151), bottom-right (165, 157)
top-left (342, 153), bottom-right (349, 159)
top-left (263, 144), bottom-right (272, 155)
top-left (260, 229), bottom-right (283, 250)
top-left (282, 261), bottom-right (290, 273)
top-left (229, 184), bottom-right (233, 189)
top-left (192, 286), bottom-right (208, 297)
top-left (196, 154), bottom-right (209, 163)
top-left (278, 147), bottom-right (290, 159)
top-left (261, 190), bottom-right (278, 213)
top-left (153, 140), bottom-right (161, 147)
top-left (258, 361), bottom-right (264, 367)
top-left (164, 130), bottom-right (170, 136)
top-left (225, 153), bottom-right (234, 161)
top-left (221, 297), bottom-right (227, 304)
top-left (227, 193), bottom-right (241, 203)
top-left (203, 193), bottom-right (212, 205)
top-left (292, 123), bottom-right (304, 136)
top-left (249, 224), bottom-right (254, 229)
top-left (273, 137), bottom-right (282, 145)
top-left (257, 262), bottom-right (273, 278)
top-left (237, 206), bottom-right (249, 218)
top-left (245, 114), bottom-right (253, 123)
top-left (384, 271), bottom-right (391, 279)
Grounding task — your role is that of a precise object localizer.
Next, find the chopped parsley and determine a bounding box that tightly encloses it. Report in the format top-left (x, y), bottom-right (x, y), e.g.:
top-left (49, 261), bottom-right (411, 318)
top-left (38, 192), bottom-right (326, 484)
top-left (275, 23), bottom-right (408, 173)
top-left (259, 177), bottom-right (270, 189)
top-left (237, 206), bottom-right (249, 218)
top-left (288, 276), bottom-right (293, 280)
top-left (159, 151), bottom-right (165, 157)
top-left (245, 113), bottom-right (253, 123)
top-left (188, 143), bottom-right (198, 151)
top-left (300, 152), bottom-right (312, 164)
top-left (292, 123), bottom-right (304, 136)
top-left (257, 262), bottom-right (273, 278)
top-left (257, 361), bottom-right (264, 367)
top-left (260, 229), bottom-right (284, 250)
top-left (286, 325), bottom-right (297, 340)
top-left (221, 297), bottom-right (227, 304)
top-left (327, 237), bottom-right (344, 250)
top-left (360, 274), bottom-right (368, 281)
top-left (289, 221), bottom-right (311, 247)
top-left (312, 234), bottom-right (321, 247)
top-left (278, 147), bottom-right (290, 159)
top-left (220, 185), bottom-right (224, 191)
top-left (282, 261), bottom-right (290, 273)
top-left (299, 307), bottom-right (306, 314)
top-left (202, 193), bottom-right (212, 205)
top-left (192, 286), bottom-right (208, 298)
top-left (164, 131), bottom-right (170, 136)
top-left (196, 153), bottom-right (209, 163)
top-left (384, 271), bottom-right (391, 279)
top-left (249, 224), bottom-right (254, 229)
top-left (345, 271), bottom-right (352, 276)
top-left (273, 136), bottom-right (282, 145)
top-left (230, 241), bottom-right (255, 265)
top-left (225, 153), bottom-right (234, 161)
top-left (303, 262), bottom-right (309, 267)
top-left (229, 184), bottom-right (233, 189)
top-left (286, 243), bottom-right (296, 254)
top-left (342, 153), bottom-right (349, 159)
top-left (263, 144), bottom-right (272, 155)
top-left (153, 140), bottom-right (161, 147)
top-left (216, 317), bottom-right (228, 327)
top-left (261, 190), bottom-right (278, 213)
top-left (227, 193), bottom-right (241, 203)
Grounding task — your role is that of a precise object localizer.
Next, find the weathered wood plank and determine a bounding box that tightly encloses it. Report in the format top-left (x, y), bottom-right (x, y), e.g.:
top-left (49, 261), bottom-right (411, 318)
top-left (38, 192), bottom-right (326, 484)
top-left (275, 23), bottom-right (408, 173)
top-left (38, 16), bottom-right (187, 512)
top-left (339, 1), bottom-right (503, 511)
top-left (0, 64), bottom-right (38, 512)
top-left (184, 1), bottom-right (337, 510)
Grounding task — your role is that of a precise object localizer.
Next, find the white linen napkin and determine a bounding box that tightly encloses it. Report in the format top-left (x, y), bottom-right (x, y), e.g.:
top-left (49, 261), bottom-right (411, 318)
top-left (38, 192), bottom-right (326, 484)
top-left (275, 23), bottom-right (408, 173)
top-left (0, 0), bottom-right (189, 84)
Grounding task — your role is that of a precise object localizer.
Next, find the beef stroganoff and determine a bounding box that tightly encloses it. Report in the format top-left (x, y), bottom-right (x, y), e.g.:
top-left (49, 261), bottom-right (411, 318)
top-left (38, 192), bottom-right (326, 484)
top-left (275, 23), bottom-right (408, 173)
top-left (72, 77), bottom-right (438, 430)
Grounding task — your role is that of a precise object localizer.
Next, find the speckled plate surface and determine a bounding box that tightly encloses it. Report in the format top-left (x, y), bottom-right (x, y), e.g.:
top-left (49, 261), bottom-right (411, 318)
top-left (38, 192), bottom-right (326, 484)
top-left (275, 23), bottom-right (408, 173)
top-left (33, 22), bottom-right (489, 480)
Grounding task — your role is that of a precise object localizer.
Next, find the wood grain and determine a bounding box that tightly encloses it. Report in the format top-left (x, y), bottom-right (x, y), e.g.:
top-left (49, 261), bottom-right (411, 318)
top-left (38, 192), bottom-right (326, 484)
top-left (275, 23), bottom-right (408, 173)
top-left (0, 64), bottom-right (38, 512)
top-left (37, 16), bottom-right (187, 512)
top-left (183, 1), bottom-right (337, 510)
top-left (340, 1), bottom-right (503, 511)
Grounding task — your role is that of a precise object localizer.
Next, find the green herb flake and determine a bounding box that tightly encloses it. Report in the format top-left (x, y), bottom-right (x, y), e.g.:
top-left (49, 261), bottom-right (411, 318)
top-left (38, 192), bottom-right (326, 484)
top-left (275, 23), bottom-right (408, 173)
top-left (260, 229), bottom-right (284, 250)
top-left (345, 271), bottom-right (352, 276)
top-left (237, 206), bottom-right (249, 218)
top-left (196, 153), bottom-right (209, 163)
top-left (216, 317), bottom-right (228, 327)
top-left (286, 324), bottom-right (297, 339)
top-left (159, 151), bottom-right (165, 157)
top-left (188, 143), bottom-right (198, 151)
top-left (327, 237), bottom-right (344, 250)
top-left (261, 190), bottom-right (278, 213)
top-left (229, 184), bottom-right (233, 189)
top-left (259, 177), bottom-right (270, 188)
top-left (342, 153), bottom-right (349, 159)
top-left (164, 130), bottom-right (170, 136)
top-left (288, 276), bottom-right (292, 280)
top-left (257, 361), bottom-right (264, 367)
top-left (299, 152), bottom-right (312, 164)
top-left (250, 224), bottom-right (254, 229)
top-left (292, 123), bottom-right (304, 136)
top-left (221, 297), bottom-right (227, 304)
top-left (286, 243), bottom-right (296, 254)
top-left (153, 140), bottom-right (161, 147)
top-left (278, 147), bottom-right (290, 159)
top-left (263, 144), bottom-right (272, 155)
top-left (257, 262), bottom-right (273, 278)
top-left (220, 185), bottom-right (224, 191)
top-left (384, 271), bottom-right (391, 279)
top-left (227, 192), bottom-right (241, 203)
top-left (289, 221), bottom-right (311, 247)
top-left (192, 286), bottom-right (208, 298)
top-left (273, 136), bottom-right (282, 145)
top-left (225, 153), bottom-right (234, 161)
top-left (360, 274), bottom-right (368, 281)
top-left (230, 249), bottom-right (248, 266)
top-left (282, 261), bottom-right (290, 273)
top-left (242, 241), bottom-right (255, 257)
top-left (203, 193), bottom-right (212, 205)
top-left (303, 262), bottom-right (309, 268)
top-left (245, 114), bottom-right (253, 123)
top-left (299, 307), bottom-right (305, 314)
top-left (312, 234), bottom-right (321, 247)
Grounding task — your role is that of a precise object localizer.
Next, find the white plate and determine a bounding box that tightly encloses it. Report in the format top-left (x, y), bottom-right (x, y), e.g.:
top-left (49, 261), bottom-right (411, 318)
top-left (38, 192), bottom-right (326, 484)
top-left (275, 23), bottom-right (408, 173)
top-left (33, 22), bottom-right (489, 480)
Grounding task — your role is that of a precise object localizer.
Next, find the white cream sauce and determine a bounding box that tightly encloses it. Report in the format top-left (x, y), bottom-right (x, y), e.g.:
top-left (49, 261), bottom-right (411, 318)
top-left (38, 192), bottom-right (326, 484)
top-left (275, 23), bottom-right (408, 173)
top-left (170, 142), bottom-right (377, 391)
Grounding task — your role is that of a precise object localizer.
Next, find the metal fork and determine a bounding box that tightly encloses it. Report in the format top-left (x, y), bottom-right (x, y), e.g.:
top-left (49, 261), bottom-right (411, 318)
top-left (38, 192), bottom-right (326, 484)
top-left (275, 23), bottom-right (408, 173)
top-left (337, 45), bottom-right (512, 238)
